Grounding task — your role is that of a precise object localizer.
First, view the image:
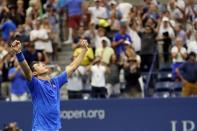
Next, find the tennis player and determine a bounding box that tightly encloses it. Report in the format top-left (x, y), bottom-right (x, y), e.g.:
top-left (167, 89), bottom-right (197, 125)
top-left (11, 39), bottom-right (88, 131)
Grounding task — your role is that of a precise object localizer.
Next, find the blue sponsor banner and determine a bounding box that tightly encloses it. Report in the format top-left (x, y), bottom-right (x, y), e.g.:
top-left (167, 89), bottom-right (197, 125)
top-left (0, 98), bottom-right (197, 131)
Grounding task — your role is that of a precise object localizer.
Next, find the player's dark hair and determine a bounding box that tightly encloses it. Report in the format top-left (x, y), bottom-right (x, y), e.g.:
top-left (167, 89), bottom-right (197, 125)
top-left (30, 61), bottom-right (39, 72)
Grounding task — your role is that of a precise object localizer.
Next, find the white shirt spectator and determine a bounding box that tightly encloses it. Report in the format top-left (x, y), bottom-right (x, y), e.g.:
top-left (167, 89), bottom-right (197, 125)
top-left (167, 0), bottom-right (184, 20)
top-left (30, 28), bottom-right (53, 53)
top-left (67, 66), bottom-right (84, 91)
top-left (91, 64), bottom-right (106, 87)
top-left (176, 0), bottom-right (185, 9)
top-left (185, 4), bottom-right (197, 21)
top-left (171, 46), bottom-right (187, 63)
top-left (116, 2), bottom-right (132, 20)
top-left (127, 28), bottom-right (141, 52)
top-left (158, 17), bottom-right (175, 39)
top-left (187, 40), bottom-right (197, 55)
top-left (88, 6), bottom-right (108, 24)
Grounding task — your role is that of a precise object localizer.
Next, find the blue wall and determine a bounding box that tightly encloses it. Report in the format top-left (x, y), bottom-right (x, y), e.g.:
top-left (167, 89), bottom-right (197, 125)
top-left (0, 98), bottom-right (197, 131)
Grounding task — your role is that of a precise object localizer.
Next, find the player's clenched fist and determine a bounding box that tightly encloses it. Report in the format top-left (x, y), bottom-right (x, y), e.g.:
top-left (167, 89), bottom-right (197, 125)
top-left (11, 40), bottom-right (22, 54)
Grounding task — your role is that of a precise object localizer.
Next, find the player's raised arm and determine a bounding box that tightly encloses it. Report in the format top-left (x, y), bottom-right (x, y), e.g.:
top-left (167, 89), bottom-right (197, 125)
top-left (11, 40), bottom-right (33, 81)
top-left (66, 39), bottom-right (88, 77)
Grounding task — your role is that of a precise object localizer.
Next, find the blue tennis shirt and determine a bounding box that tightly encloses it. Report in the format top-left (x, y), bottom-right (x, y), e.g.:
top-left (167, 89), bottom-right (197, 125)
top-left (27, 72), bottom-right (68, 131)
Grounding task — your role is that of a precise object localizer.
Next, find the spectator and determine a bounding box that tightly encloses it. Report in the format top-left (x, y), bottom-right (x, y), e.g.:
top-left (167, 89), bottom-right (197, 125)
top-left (0, 38), bottom-right (14, 99)
top-left (174, 23), bottom-right (187, 45)
top-left (123, 45), bottom-right (142, 97)
top-left (139, 25), bottom-right (157, 71)
top-left (16, 0), bottom-right (25, 24)
top-left (108, 7), bottom-right (120, 35)
top-left (73, 43), bottom-right (94, 89)
top-left (26, 0), bottom-right (42, 21)
top-left (187, 32), bottom-right (197, 55)
top-left (73, 42), bottom-right (94, 66)
top-left (0, 15), bottom-right (16, 42)
top-left (88, 0), bottom-right (108, 25)
top-left (2, 122), bottom-right (21, 131)
top-left (64, 0), bottom-right (84, 44)
top-left (30, 19), bottom-right (52, 54)
top-left (127, 16), bottom-right (142, 53)
top-left (23, 42), bottom-right (49, 65)
top-left (171, 37), bottom-right (187, 80)
top-left (116, 1), bottom-right (132, 20)
top-left (167, 0), bottom-right (185, 23)
top-left (142, 3), bottom-right (160, 21)
top-left (185, 0), bottom-right (197, 23)
top-left (95, 39), bottom-right (115, 65)
top-left (157, 16), bottom-right (175, 63)
top-left (176, 52), bottom-right (197, 96)
top-left (112, 21), bottom-right (132, 66)
top-left (8, 59), bottom-right (28, 101)
top-left (40, 17), bottom-right (54, 55)
top-left (94, 27), bottom-right (111, 49)
top-left (44, 4), bottom-right (61, 52)
top-left (72, 26), bottom-right (90, 50)
top-left (105, 54), bottom-right (120, 98)
top-left (67, 66), bottom-right (84, 99)
top-left (87, 58), bottom-right (109, 98)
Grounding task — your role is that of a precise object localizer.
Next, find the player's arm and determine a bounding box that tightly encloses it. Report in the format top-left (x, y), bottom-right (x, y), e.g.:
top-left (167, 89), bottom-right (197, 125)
top-left (11, 40), bottom-right (33, 81)
top-left (66, 39), bottom-right (88, 77)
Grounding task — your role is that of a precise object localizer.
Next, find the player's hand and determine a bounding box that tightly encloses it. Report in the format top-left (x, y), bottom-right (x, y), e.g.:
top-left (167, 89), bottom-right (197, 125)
top-left (11, 40), bottom-right (22, 54)
top-left (80, 39), bottom-right (88, 51)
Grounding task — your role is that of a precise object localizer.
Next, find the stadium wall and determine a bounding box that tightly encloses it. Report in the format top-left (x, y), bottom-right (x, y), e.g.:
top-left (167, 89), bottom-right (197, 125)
top-left (0, 98), bottom-right (197, 131)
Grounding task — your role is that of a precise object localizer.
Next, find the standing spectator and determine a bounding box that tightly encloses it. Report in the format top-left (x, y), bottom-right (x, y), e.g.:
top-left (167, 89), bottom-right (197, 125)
top-left (72, 26), bottom-right (90, 50)
top-left (88, 0), bottom-right (108, 25)
top-left (105, 54), bottom-right (120, 97)
top-left (26, 0), bottom-right (41, 21)
top-left (112, 21), bottom-right (132, 66)
top-left (64, 0), bottom-right (84, 44)
top-left (171, 37), bottom-right (187, 80)
top-left (116, 1), bottom-right (132, 20)
top-left (67, 66), bottom-right (84, 99)
top-left (95, 39), bottom-right (115, 65)
top-left (176, 52), bottom-right (197, 96)
top-left (73, 43), bottom-right (94, 89)
top-left (157, 17), bottom-right (175, 63)
top-left (23, 42), bottom-right (49, 65)
top-left (16, 0), bottom-right (25, 24)
top-left (0, 16), bottom-right (16, 42)
top-left (94, 27), bottom-right (111, 49)
top-left (167, 0), bottom-right (185, 23)
top-left (87, 59), bottom-right (109, 98)
top-left (185, 0), bottom-right (197, 23)
top-left (142, 3), bottom-right (160, 21)
top-left (123, 46), bottom-right (142, 97)
top-left (108, 6), bottom-right (120, 35)
top-left (30, 19), bottom-right (52, 54)
top-left (73, 42), bottom-right (94, 66)
top-left (174, 23), bottom-right (187, 45)
top-left (127, 17), bottom-right (142, 53)
top-left (44, 4), bottom-right (61, 52)
top-left (8, 59), bottom-right (28, 101)
top-left (187, 32), bottom-right (197, 55)
top-left (40, 17), bottom-right (53, 55)
top-left (139, 25), bottom-right (157, 71)
top-left (0, 39), bottom-right (8, 98)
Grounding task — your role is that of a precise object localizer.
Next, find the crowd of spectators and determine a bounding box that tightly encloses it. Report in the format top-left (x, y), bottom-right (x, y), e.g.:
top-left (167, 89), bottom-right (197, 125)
top-left (0, 0), bottom-right (197, 101)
